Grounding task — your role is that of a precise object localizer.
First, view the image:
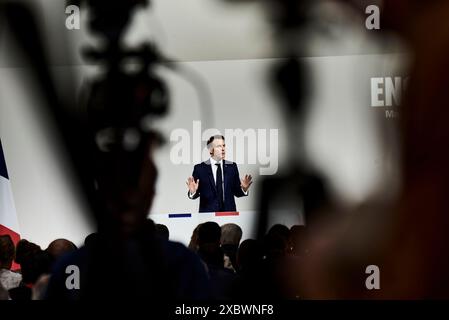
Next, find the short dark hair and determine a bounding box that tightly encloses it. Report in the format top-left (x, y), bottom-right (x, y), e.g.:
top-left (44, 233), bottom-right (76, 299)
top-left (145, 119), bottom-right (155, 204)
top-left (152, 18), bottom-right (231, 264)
top-left (206, 135), bottom-right (225, 148)
top-left (155, 224), bottom-right (169, 241)
top-left (198, 221), bottom-right (221, 245)
top-left (0, 235), bottom-right (15, 267)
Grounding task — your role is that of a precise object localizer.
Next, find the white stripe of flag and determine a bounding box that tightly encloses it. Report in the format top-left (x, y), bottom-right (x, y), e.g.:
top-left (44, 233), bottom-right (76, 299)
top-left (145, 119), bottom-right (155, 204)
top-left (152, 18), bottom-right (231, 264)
top-left (0, 175), bottom-right (20, 233)
top-left (0, 140), bottom-right (20, 270)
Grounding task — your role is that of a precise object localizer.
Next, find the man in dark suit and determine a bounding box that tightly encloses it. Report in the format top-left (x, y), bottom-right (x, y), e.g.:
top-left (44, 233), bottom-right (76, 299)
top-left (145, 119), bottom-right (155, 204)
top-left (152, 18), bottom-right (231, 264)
top-left (186, 135), bottom-right (253, 212)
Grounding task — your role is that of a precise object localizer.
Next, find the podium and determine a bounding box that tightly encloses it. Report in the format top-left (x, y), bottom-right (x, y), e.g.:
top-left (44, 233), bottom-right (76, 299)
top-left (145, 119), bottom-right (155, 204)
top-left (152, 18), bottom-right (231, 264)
top-left (150, 211), bottom-right (256, 245)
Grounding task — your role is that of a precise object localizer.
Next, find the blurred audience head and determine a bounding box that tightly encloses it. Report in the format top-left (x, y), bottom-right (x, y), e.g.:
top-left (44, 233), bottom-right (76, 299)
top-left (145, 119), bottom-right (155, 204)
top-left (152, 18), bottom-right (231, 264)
top-left (19, 251), bottom-right (51, 285)
top-left (268, 224), bottom-right (290, 240)
top-left (0, 235), bottom-right (15, 270)
top-left (155, 224), bottom-right (169, 241)
top-left (198, 222), bottom-right (221, 247)
top-left (14, 239), bottom-right (41, 266)
top-left (46, 239), bottom-right (77, 263)
top-left (220, 223), bottom-right (242, 246)
top-left (93, 135), bottom-right (159, 237)
top-left (197, 222), bottom-right (223, 267)
top-left (188, 223), bottom-right (203, 252)
top-left (264, 225), bottom-right (290, 259)
top-left (84, 232), bottom-right (99, 247)
top-left (237, 239), bottom-right (264, 272)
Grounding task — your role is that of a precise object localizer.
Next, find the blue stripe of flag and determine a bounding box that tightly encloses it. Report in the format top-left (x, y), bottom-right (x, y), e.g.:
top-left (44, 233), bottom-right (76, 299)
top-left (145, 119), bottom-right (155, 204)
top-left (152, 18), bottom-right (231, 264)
top-left (168, 213), bottom-right (192, 218)
top-left (0, 139), bottom-right (9, 180)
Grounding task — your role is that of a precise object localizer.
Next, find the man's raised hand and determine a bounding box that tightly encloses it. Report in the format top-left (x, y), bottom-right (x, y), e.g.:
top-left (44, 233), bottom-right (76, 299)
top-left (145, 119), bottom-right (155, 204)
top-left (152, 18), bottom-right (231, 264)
top-left (241, 174), bottom-right (253, 192)
top-left (186, 176), bottom-right (199, 194)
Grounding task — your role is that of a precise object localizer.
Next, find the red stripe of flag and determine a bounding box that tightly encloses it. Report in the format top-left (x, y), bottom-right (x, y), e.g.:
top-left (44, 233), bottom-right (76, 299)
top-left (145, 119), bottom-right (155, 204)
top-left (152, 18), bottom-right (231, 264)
top-left (215, 211), bottom-right (239, 217)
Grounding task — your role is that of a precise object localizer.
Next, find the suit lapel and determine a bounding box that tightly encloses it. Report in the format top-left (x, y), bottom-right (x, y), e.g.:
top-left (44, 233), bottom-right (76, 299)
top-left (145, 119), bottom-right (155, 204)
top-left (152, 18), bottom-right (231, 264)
top-left (204, 160), bottom-right (217, 195)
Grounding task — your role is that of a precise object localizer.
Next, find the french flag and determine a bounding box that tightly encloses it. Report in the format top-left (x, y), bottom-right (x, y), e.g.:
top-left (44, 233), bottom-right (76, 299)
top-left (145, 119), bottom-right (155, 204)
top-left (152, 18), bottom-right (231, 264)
top-left (0, 139), bottom-right (20, 270)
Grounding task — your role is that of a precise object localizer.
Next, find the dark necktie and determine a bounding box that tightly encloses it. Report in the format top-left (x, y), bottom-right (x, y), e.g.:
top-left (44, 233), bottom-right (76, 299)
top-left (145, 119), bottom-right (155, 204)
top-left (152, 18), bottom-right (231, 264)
top-left (215, 163), bottom-right (224, 211)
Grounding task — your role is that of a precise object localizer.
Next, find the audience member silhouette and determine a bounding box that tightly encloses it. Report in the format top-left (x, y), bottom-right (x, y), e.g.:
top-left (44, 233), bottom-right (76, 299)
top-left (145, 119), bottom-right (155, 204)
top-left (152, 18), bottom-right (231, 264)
top-left (197, 222), bottom-right (236, 300)
top-left (9, 239), bottom-right (51, 300)
top-left (220, 223), bottom-right (242, 271)
top-left (263, 224), bottom-right (290, 260)
top-left (232, 239), bottom-right (265, 299)
top-left (188, 223), bottom-right (203, 253)
top-left (45, 146), bottom-right (210, 301)
top-left (0, 235), bottom-right (22, 291)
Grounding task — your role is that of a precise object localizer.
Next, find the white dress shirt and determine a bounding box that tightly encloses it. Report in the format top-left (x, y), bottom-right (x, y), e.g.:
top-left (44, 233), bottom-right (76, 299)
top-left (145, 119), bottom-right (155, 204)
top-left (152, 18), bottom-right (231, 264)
top-left (210, 158), bottom-right (225, 201)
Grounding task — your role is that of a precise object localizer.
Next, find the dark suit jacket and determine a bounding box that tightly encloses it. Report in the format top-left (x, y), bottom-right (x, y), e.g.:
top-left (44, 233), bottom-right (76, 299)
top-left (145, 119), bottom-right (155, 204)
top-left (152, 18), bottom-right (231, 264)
top-left (189, 160), bottom-right (246, 212)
